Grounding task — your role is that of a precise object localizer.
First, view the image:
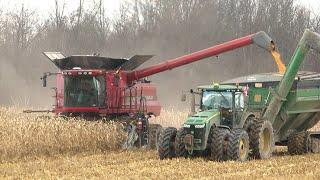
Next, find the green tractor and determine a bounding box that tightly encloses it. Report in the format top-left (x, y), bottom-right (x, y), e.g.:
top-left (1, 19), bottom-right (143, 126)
top-left (158, 29), bottom-right (320, 161)
top-left (158, 84), bottom-right (257, 161)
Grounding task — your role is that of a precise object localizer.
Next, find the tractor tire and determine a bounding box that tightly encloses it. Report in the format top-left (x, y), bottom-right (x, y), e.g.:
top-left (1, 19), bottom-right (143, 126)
top-left (227, 129), bottom-right (250, 161)
top-left (175, 128), bottom-right (188, 157)
top-left (210, 128), bottom-right (230, 161)
top-left (249, 119), bottom-right (274, 159)
top-left (158, 127), bottom-right (177, 160)
top-left (288, 131), bottom-right (310, 155)
top-left (244, 116), bottom-right (255, 133)
top-left (148, 124), bottom-right (162, 150)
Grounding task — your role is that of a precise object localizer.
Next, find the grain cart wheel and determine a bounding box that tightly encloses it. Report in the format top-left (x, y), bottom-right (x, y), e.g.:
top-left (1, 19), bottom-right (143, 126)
top-left (310, 136), bottom-right (320, 153)
top-left (250, 119), bottom-right (274, 159)
top-left (148, 124), bottom-right (162, 150)
top-left (227, 129), bottom-right (249, 161)
top-left (210, 128), bottom-right (230, 161)
top-left (288, 131), bottom-right (310, 155)
top-left (158, 127), bottom-right (177, 160)
top-left (244, 116), bottom-right (255, 133)
top-left (175, 128), bottom-right (188, 157)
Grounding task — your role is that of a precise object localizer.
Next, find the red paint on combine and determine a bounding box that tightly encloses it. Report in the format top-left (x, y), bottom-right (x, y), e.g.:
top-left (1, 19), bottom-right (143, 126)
top-left (40, 32), bottom-right (272, 119)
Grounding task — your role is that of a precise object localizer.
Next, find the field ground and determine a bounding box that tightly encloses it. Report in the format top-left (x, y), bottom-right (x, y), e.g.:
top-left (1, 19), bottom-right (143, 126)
top-left (1, 149), bottom-right (320, 179)
top-left (1, 107), bottom-right (320, 179)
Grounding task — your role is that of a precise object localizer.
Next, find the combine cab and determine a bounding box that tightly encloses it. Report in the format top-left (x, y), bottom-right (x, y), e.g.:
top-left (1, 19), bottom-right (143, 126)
top-left (42, 53), bottom-right (161, 117)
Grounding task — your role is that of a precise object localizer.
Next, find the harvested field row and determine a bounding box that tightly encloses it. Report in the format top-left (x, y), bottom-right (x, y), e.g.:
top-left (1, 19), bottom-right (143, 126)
top-left (1, 150), bottom-right (320, 179)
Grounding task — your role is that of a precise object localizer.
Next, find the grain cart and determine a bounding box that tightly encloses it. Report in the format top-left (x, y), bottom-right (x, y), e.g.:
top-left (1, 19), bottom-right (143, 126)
top-left (25, 31), bottom-right (279, 149)
top-left (158, 29), bottom-right (320, 161)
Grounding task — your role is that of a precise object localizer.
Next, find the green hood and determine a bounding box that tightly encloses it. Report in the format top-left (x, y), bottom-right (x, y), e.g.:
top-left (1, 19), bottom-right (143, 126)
top-left (185, 110), bottom-right (220, 125)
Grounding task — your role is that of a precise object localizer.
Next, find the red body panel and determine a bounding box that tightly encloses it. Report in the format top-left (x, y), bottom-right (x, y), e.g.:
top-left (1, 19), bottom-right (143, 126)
top-left (53, 70), bottom-right (161, 117)
top-left (50, 32), bottom-right (272, 117)
top-left (56, 74), bottom-right (64, 109)
top-left (127, 34), bottom-right (254, 82)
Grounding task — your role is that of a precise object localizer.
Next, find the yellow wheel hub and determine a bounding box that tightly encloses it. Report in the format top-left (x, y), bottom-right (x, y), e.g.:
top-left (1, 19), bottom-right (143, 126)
top-left (239, 137), bottom-right (248, 160)
top-left (261, 128), bottom-right (271, 153)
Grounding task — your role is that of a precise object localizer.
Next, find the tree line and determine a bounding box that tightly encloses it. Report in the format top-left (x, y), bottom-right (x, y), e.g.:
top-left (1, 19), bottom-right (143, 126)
top-left (0, 0), bottom-right (319, 106)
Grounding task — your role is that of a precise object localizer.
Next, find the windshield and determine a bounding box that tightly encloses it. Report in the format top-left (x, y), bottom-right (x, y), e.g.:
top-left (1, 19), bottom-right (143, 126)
top-left (202, 91), bottom-right (232, 110)
top-left (235, 92), bottom-right (244, 109)
top-left (202, 91), bottom-right (244, 110)
top-left (64, 75), bottom-right (105, 107)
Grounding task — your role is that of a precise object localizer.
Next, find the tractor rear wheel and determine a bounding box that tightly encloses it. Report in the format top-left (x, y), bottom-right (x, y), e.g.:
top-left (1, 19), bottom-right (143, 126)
top-left (249, 119), bottom-right (274, 159)
top-left (288, 131), bottom-right (310, 155)
top-left (158, 127), bottom-right (177, 160)
top-left (227, 129), bottom-right (249, 161)
top-left (210, 128), bottom-right (230, 161)
top-left (175, 128), bottom-right (188, 157)
top-left (148, 124), bottom-right (162, 150)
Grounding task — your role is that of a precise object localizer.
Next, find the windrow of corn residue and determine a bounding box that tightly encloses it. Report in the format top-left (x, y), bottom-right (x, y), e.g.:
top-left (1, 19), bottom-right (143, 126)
top-left (0, 107), bottom-right (125, 161)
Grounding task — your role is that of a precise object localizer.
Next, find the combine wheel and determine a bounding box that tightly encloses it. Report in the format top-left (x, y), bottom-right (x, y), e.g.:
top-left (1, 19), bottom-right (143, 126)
top-left (148, 124), bottom-right (162, 150)
top-left (227, 129), bottom-right (249, 161)
top-left (175, 128), bottom-right (188, 157)
top-left (158, 127), bottom-right (177, 160)
top-left (288, 131), bottom-right (310, 155)
top-left (210, 128), bottom-right (230, 161)
top-left (250, 119), bottom-right (274, 159)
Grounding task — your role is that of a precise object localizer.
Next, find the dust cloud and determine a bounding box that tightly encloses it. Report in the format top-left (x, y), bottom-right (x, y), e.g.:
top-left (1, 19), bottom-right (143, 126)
top-left (0, 0), bottom-right (319, 108)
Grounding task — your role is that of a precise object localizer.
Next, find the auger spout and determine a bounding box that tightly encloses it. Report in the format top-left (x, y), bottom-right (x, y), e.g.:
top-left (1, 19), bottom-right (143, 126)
top-left (263, 29), bottom-right (320, 132)
top-left (127, 31), bottom-right (279, 82)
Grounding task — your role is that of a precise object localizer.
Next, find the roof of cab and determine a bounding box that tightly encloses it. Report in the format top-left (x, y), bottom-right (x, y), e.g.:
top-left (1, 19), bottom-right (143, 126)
top-left (197, 84), bottom-right (242, 91)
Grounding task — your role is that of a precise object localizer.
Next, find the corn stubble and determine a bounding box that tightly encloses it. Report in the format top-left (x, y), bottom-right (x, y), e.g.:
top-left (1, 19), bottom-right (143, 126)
top-left (0, 107), bottom-right (125, 161)
top-left (1, 107), bottom-right (320, 179)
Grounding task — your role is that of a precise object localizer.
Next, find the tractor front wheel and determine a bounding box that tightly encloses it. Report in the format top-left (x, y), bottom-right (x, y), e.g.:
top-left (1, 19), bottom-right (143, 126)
top-left (158, 127), bottom-right (177, 160)
top-left (249, 119), bottom-right (274, 159)
top-left (210, 128), bottom-right (230, 161)
top-left (175, 128), bottom-right (188, 157)
top-left (227, 129), bottom-right (249, 161)
top-left (148, 124), bottom-right (162, 150)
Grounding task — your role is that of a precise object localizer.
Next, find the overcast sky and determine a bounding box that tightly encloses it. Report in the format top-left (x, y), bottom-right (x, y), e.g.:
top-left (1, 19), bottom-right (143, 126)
top-left (0, 0), bottom-right (319, 18)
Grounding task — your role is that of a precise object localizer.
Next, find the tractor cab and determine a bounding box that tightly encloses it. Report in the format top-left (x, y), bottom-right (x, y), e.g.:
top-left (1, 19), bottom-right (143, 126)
top-left (182, 84), bottom-right (244, 152)
top-left (198, 84), bottom-right (244, 127)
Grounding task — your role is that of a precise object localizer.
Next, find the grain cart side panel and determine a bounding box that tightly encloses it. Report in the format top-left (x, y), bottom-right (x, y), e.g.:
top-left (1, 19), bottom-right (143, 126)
top-left (262, 29), bottom-right (320, 136)
top-left (278, 82), bottom-right (320, 141)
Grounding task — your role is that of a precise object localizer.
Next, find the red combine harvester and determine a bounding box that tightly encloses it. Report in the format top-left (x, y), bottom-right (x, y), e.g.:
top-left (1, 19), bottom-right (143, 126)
top-left (28, 31), bottom-right (279, 148)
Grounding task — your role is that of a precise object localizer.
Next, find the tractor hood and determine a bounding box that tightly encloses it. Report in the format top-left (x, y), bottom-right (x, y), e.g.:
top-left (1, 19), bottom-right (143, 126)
top-left (43, 52), bottom-right (153, 71)
top-left (185, 110), bottom-right (220, 125)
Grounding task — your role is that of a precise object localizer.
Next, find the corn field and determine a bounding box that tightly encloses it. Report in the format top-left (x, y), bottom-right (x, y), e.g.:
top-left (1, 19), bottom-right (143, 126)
top-left (0, 107), bottom-right (125, 162)
top-left (1, 107), bottom-right (320, 178)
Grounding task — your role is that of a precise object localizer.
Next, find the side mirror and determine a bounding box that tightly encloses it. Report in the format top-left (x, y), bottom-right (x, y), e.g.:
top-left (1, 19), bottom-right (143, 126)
top-left (181, 93), bottom-right (187, 102)
top-left (41, 73), bottom-right (47, 87)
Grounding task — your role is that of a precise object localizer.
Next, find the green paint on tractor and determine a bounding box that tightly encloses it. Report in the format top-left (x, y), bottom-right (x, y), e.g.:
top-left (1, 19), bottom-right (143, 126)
top-left (158, 29), bottom-right (320, 161)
